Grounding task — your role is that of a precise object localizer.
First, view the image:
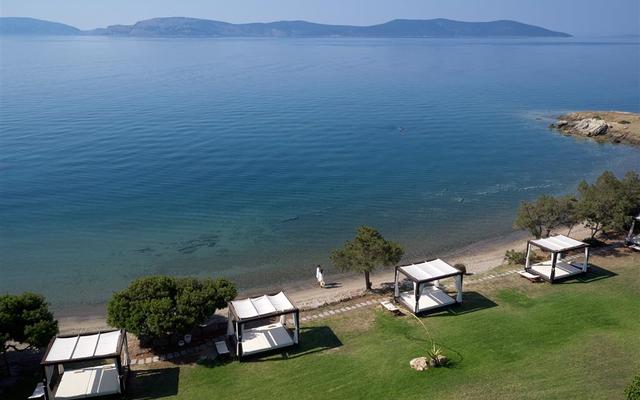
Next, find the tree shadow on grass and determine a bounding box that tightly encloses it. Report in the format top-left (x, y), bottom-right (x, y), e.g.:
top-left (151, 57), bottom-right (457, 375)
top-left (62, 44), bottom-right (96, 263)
top-left (127, 367), bottom-right (179, 399)
top-left (558, 264), bottom-right (617, 284)
top-left (242, 326), bottom-right (342, 363)
top-left (422, 291), bottom-right (498, 318)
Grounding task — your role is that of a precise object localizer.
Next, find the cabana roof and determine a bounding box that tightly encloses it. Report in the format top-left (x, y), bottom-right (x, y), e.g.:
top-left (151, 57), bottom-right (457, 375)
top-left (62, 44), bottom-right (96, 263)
top-left (42, 329), bottom-right (124, 365)
top-left (229, 291), bottom-right (297, 321)
top-left (397, 259), bottom-right (461, 283)
top-left (529, 235), bottom-right (588, 253)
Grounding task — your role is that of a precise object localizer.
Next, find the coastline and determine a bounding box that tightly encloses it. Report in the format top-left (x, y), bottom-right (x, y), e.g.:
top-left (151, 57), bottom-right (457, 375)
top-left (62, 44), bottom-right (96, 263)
top-left (550, 111), bottom-right (640, 146)
top-left (56, 225), bottom-right (589, 334)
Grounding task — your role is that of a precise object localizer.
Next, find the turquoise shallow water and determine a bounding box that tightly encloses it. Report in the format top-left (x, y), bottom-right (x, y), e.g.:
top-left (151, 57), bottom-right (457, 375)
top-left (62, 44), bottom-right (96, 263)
top-left (1, 36), bottom-right (639, 310)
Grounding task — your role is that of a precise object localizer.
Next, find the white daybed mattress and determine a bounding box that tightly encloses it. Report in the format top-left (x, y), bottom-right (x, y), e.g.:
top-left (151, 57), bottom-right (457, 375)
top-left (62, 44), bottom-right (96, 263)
top-left (531, 261), bottom-right (584, 280)
top-left (54, 364), bottom-right (120, 399)
top-left (241, 323), bottom-right (294, 356)
top-left (398, 287), bottom-right (456, 312)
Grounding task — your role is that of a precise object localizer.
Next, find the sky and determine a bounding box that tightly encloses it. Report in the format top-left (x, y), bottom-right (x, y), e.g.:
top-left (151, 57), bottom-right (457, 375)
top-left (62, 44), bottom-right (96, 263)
top-left (1, 0), bottom-right (638, 36)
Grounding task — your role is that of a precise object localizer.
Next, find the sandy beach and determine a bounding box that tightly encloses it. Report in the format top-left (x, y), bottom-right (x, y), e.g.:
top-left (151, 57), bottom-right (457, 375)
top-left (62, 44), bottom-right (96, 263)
top-left (57, 226), bottom-right (589, 334)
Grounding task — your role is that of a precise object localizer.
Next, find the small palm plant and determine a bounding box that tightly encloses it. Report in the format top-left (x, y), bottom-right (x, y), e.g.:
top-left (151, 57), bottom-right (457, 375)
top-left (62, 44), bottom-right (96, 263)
top-left (408, 311), bottom-right (449, 367)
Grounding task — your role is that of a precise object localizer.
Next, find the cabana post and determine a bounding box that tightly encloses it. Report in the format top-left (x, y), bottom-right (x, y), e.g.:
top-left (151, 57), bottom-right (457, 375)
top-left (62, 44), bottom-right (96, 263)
top-left (524, 234), bottom-right (590, 283)
top-left (625, 214), bottom-right (640, 251)
top-left (227, 291), bottom-right (300, 360)
top-left (393, 259), bottom-right (463, 314)
top-left (40, 329), bottom-right (129, 400)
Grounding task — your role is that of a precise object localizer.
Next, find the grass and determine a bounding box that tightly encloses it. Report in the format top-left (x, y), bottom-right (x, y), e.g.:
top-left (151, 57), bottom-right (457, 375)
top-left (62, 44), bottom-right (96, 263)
top-left (126, 251), bottom-right (640, 400)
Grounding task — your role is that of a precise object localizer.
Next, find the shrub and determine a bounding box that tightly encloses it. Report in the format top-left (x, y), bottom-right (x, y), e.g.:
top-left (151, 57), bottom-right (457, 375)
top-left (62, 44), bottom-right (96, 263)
top-left (0, 293), bottom-right (58, 352)
top-left (504, 249), bottom-right (527, 265)
top-left (1, 293), bottom-right (58, 376)
top-left (453, 263), bottom-right (467, 275)
top-left (107, 276), bottom-right (237, 340)
top-left (626, 373), bottom-right (640, 400)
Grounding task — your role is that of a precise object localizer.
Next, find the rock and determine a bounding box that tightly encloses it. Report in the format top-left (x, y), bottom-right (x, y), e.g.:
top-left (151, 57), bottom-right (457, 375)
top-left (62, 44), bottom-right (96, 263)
top-left (574, 118), bottom-right (608, 136)
top-left (550, 111), bottom-right (640, 146)
top-left (436, 355), bottom-right (449, 366)
top-left (410, 357), bottom-right (429, 371)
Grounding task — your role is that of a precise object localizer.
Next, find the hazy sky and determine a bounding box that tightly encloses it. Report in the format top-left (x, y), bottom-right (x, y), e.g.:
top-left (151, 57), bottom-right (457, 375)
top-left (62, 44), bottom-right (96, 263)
top-left (1, 0), bottom-right (638, 36)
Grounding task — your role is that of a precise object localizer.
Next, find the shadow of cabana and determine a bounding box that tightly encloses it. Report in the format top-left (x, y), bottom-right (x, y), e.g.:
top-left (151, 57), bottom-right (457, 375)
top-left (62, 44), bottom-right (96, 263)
top-left (126, 367), bottom-right (179, 399)
top-left (242, 326), bottom-right (342, 362)
top-left (557, 264), bottom-right (617, 284)
top-left (422, 291), bottom-right (498, 317)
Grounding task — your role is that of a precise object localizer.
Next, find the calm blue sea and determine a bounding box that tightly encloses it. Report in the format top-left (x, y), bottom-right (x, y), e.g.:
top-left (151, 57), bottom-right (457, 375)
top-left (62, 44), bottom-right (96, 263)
top-left (1, 36), bottom-right (639, 310)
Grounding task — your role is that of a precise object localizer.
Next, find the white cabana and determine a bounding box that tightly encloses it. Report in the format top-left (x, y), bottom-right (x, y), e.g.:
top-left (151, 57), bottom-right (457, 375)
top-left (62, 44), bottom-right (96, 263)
top-left (525, 234), bottom-right (590, 282)
top-left (41, 329), bottom-right (129, 400)
top-left (625, 214), bottom-right (640, 251)
top-left (227, 291), bottom-right (300, 359)
top-left (394, 259), bottom-right (463, 314)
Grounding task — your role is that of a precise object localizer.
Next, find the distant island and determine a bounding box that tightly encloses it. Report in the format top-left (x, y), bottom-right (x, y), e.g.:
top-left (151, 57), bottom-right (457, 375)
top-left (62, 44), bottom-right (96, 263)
top-left (0, 16), bottom-right (571, 38)
top-left (550, 111), bottom-right (640, 146)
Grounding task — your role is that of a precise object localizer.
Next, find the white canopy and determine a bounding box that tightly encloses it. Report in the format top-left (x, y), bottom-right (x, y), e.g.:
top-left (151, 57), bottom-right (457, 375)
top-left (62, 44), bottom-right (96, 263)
top-left (398, 259), bottom-right (460, 282)
top-left (230, 291), bottom-right (296, 320)
top-left (44, 330), bottom-right (122, 363)
top-left (530, 235), bottom-right (587, 252)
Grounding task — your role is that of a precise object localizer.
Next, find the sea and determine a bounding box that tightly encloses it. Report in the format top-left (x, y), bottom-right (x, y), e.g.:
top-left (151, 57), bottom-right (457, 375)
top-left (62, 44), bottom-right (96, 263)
top-left (1, 35), bottom-right (639, 311)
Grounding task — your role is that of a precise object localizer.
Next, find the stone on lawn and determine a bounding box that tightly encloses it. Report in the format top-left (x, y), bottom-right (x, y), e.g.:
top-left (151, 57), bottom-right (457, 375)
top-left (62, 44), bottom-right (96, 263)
top-left (409, 357), bottom-right (429, 371)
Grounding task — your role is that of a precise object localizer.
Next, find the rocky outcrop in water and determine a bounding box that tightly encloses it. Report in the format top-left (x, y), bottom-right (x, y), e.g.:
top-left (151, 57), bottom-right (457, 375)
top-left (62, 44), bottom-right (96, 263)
top-left (550, 111), bottom-right (640, 146)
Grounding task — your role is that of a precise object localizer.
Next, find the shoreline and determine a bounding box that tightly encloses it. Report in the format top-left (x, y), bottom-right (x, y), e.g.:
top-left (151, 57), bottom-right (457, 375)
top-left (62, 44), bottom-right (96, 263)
top-left (56, 225), bottom-right (589, 334)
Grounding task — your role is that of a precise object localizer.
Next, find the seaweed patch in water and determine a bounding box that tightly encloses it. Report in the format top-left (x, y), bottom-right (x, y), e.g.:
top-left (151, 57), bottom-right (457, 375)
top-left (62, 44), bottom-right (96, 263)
top-left (176, 234), bottom-right (219, 254)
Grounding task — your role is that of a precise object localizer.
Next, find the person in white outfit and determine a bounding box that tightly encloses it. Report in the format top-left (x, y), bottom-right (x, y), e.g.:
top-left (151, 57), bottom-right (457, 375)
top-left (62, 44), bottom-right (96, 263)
top-left (315, 265), bottom-right (325, 288)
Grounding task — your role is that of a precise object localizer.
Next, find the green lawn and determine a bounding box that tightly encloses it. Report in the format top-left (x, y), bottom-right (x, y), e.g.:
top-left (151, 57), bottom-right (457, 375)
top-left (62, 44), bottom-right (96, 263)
top-left (128, 251), bottom-right (640, 400)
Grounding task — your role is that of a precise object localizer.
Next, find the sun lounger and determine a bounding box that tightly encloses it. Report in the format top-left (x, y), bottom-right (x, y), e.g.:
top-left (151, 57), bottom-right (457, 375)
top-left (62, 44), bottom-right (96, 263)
top-left (380, 300), bottom-right (402, 314)
top-left (215, 340), bottom-right (230, 356)
top-left (28, 382), bottom-right (45, 399)
top-left (518, 270), bottom-right (542, 282)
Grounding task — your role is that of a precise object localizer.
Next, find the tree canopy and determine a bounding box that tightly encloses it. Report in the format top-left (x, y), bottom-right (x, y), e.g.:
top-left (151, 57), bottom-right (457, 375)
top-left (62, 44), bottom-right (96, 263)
top-left (577, 171), bottom-right (640, 238)
top-left (0, 292), bottom-right (58, 353)
top-left (513, 171), bottom-right (640, 240)
top-left (330, 226), bottom-right (404, 290)
top-left (107, 276), bottom-right (237, 339)
top-left (514, 195), bottom-right (578, 239)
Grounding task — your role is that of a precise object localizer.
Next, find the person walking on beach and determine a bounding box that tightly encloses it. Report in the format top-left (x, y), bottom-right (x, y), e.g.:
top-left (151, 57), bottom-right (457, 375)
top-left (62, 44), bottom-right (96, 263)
top-left (315, 265), bottom-right (325, 288)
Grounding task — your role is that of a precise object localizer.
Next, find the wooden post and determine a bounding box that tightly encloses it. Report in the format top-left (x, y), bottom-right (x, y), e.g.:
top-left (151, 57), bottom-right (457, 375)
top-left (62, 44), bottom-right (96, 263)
top-left (524, 242), bottom-right (532, 271)
top-left (550, 252), bottom-right (558, 282)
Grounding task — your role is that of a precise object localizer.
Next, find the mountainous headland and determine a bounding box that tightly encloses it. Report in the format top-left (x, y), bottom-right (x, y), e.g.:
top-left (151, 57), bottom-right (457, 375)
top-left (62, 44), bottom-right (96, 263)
top-left (550, 111), bottom-right (640, 146)
top-left (0, 17), bottom-right (80, 35)
top-left (0, 16), bottom-right (571, 38)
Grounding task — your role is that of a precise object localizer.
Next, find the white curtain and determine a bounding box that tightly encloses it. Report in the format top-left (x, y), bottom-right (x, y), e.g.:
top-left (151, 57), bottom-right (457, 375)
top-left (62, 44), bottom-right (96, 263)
top-left (226, 313), bottom-right (234, 336)
top-left (524, 243), bottom-right (531, 269)
top-left (394, 269), bottom-right (400, 297)
top-left (455, 275), bottom-right (463, 303)
top-left (293, 313), bottom-right (299, 344)
top-left (583, 247), bottom-right (589, 272)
